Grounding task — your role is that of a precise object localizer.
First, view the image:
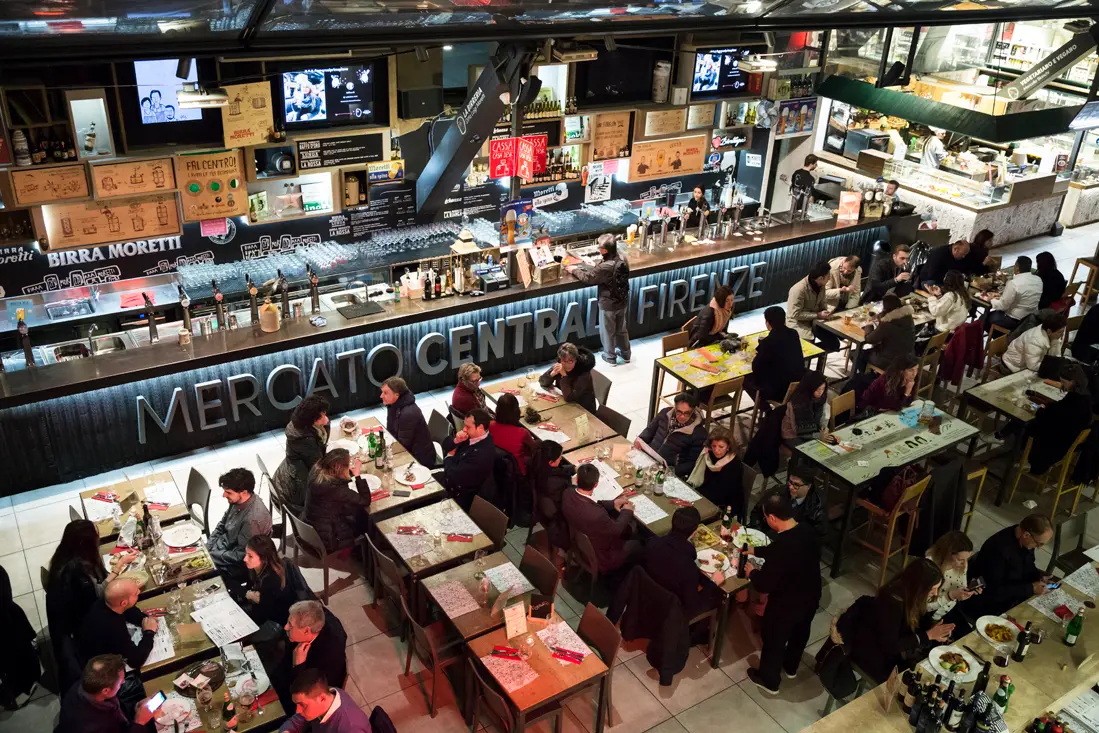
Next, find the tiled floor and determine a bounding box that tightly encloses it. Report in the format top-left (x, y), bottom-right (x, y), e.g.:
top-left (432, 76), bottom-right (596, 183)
top-left (4, 221), bottom-right (1099, 733)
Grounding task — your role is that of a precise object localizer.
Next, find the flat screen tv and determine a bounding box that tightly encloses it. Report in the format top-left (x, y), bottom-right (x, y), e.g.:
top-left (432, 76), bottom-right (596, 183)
top-left (133, 59), bottom-right (203, 125)
top-left (115, 58), bottom-right (222, 149)
top-left (281, 65), bottom-right (375, 128)
top-left (690, 48), bottom-right (751, 100)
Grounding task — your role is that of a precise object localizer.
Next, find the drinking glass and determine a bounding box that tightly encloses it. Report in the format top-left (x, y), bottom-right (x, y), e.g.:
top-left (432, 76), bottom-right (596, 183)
top-left (237, 680), bottom-right (257, 724)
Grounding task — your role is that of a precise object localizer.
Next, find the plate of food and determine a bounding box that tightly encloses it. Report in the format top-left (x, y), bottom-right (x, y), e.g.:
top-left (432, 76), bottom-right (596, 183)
top-left (156, 698), bottom-right (196, 731)
top-left (331, 438), bottom-right (360, 455)
top-left (340, 416), bottom-right (359, 435)
top-left (731, 527), bottom-right (770, 549)
top-left (976, 616), bottom-right (1018, 649)
top-left (690, 524), bottom-right (722, 550)
top-left (928, 646), bottom-right (979, 683)
top-left (696, 547), bottom-right (732, 575)
top-left (394, 463), bottom-right (433, 487)
top-left (162, 523), bottom-right (202, 548)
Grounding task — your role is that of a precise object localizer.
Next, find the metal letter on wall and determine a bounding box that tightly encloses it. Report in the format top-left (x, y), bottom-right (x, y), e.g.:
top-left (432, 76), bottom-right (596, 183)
top-left (730, 265), bottom-right (750, 302)
top-left (533, 308), bottom-right (560, 351)
top-left (506, 313), bottom-right (533, 356)
top-left (449, 325), bottom-right (475, 367)
top-left (416, 333), bottom-right (447, 375)
top-left (585, 297), bottom-right (601, 335)
top-left (194, 380), bottom-right (228, 431)
top-left (688, 274), bottom-right (709, 312)
top-left (337, 348), bottom-right (366, 394)
top-left (307, 357), bottom-right (339, 398)
top-left (227, 373), bottom-right (261, 422)
top-left (477, 319), bottom-right (506, 363)
top-left (367, 343), bottom-right (403, 387)
top-left (637, 285), bottom-right (659, 325)
top-left (749, 262), bottom-right (766, 298)
top-left (558, 302), bottom-right (586, 344)
top-left (668, 279), bottom-right (689, 318)
top-left (136, 388), bottom-right (194, 444)
top-left (266, 364), bottom-right (304, 411)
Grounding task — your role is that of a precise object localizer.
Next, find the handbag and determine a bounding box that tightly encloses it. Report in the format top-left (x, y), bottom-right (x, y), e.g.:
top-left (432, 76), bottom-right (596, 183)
top-left (881, 464), bottom-right (920, 512)
top-left (814, 638), bottom-right (857, 699)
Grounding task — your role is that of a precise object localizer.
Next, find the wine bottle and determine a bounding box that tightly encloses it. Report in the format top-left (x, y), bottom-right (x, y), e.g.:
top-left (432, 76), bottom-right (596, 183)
top-left (375, 431), bottom-right (387, 470)
top-left (946, 691), bottom-right (966, 732)
top-left (908, 681), bottom-right (926, 727)
top-left (973, 662), bottom-right (991, 696)
top-left (736, 542), bottom-right (749, 578)
top-left (1065, 607), bottom-right (1084, 646)
top-left (1013, 621), bottom-right (1032, 662)
top-left (221, 691), bottom-right (238, 729)
top-left (901, 671), bottom-right (918, 713)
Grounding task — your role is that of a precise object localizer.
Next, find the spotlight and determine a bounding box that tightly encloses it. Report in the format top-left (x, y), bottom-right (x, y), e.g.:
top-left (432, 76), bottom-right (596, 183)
top-left (175, 58), bottom-right (193, 80)
top-left (443, 45), bottom-right (454, 51)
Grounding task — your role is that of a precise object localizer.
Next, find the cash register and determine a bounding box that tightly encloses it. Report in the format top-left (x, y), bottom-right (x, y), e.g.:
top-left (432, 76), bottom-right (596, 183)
top-left (475, 264), bottom-right (510, 292)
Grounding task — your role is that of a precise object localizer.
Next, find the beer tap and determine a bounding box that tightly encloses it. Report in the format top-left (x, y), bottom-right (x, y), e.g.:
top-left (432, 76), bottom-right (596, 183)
top-left (307, 266), bottom-right (321, 314)
top-left (212, 279), bottom-right (227, 331)
top-left (638, 215), bottom-right (650, 252)
top-left (16, 308), bottom-right (33, 368)
top-left (715, 206), bottom-right (726, 235)
top-left (732, 190), bottom-right (744, 232)
top-left (276, 269), bottom-right (290, 319)
top-left (141, 292), bottom-right (159, 343)
top-left (177, 285), bottom-right (192, 335)
top-left (696, 207), bottom-right (708, 239)
top-left (245, 273), bottom-right (260, 325)
top-left (658, 215), bottom-right (670, 249)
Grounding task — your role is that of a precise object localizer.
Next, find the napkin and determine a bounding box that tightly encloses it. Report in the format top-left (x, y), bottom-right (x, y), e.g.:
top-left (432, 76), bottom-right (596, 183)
top-left (690, 360), bottom-right (720, 373)
top-left (697, 349), bottom-right (719, 363)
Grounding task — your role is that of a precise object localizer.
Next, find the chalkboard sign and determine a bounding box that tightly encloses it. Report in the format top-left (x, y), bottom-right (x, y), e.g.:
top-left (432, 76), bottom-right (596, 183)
top-left (328, 180), bottom-right (416, 238)
top-left (298, 133), bottom-right (385, 170)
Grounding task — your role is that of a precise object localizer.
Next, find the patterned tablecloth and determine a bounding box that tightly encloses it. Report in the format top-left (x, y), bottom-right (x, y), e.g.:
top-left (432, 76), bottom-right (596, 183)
top-left (655, 331), bottom-right (823, 390)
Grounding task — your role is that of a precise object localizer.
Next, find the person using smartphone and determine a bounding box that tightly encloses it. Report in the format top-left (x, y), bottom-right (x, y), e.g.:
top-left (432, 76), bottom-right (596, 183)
top-left (961, 514), bottom-right (1054, 619)
top-left (303, 448), bottom-right (372, 553)
top-left (926, 531), bottom-right (979, 624)
top-left (56, 653), bottom-right (164, 732)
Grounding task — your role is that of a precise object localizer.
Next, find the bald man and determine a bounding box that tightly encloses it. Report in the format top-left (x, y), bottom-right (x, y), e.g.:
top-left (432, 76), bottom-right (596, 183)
top-left (76, 578), bottom-right (159, 671)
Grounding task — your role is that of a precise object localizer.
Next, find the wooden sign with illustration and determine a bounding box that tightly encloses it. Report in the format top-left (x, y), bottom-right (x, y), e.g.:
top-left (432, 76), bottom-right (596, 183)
top-left (592, 111), bottom-right (632, 161)
top-left (173, 150), bottom-right (247, 222)
top-left (687, 103), bottom-right (717, 130)
top-left (11, 164), bottom-right (89, 206)
top-left (643, 108), bottom-right (687, 138)
top-left (91, 158), bottom-right (175, 199)
top-left (221, 82), bottom-right (274, 148)
top-left (41, 193), bottom-right (181, 249)
top-left (629, 134), bottom-right (707, 182)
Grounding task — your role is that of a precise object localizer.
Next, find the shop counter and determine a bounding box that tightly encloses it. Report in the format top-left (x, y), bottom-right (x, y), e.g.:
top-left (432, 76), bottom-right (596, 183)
top-left (1060, 180), bottom-right (1099, 228)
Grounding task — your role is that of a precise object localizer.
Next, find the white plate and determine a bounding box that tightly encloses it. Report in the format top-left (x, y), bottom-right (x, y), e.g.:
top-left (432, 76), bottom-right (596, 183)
top-left (362, 473), bottom-right (382, 492)
top-left (976, 616), bottom-right (1018, 649)
top-left (394, 463), bottom-right (433, 486)
top-left (158, 699), bottom-right (194, 726)
top-left (696, 547), bottom-right (732, 575)
top-left (162, 523), bottom-right (202, 548)
top-left (928, 645), bottom-right (980, 683)
top-left (227, 668), bottom-right (271, 696)
top-left (331, 438), bottom-right (360, 454)
top-left (731, 528), bottom-right (770, 549)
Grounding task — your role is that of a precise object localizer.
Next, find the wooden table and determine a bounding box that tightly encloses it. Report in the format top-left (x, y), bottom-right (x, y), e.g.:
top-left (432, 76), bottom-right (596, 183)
top-left (814, 295), bottom-right (934, 370)
top-left (328, 416), bottom-right (406, 456)
top-left (694, 520), bottom-right (751, 669)
top-left (526, 403), bottom-right (615, 453)
top-left (100, 537), bottom-right (218, 600)
top-left (564, 437), bottom-right (637, 489)
top-left (136, 577), bottom-right (223, 678)
top-left (648, 332), bottom-right (825, 421)
top-left (81, 472), bottom-right (188, 541)
top-left (142, 646), bottom-right (285, 732)
top-left (794, 407), bottom-right (979, 578)
top-left (468, 623), bottom-right (609, 733)
top-left (422, 551), bottom-right (534, 640)
top-left (969, 269), bottom-right (1013, 312)
top-left (484, 377), bottom-right (568, 414)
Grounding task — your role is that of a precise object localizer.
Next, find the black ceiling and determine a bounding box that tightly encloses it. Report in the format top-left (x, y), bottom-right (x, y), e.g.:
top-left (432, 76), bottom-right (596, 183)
top-left (0, 0), bottom-right (1094, 62)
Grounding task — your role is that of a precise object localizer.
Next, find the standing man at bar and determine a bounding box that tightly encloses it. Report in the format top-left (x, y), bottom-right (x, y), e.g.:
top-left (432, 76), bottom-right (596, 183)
top-left (567, 233), bottom-right (632, 365)
top-left (786, 261), bottom-right (840, 352)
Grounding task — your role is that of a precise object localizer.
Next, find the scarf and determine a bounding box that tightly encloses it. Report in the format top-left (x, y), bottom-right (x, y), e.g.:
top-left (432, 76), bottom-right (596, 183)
top-left (709, 297), bottom-right (732, 335)
top-left (688, 448), bottom-right (736, 487)
top-left (668, 409), bottom-right (702, 437)
top-left (461, 380), bottom-right (487, 408)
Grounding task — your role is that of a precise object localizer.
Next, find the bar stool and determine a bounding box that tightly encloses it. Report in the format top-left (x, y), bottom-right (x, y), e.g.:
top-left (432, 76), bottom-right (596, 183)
top-left (1070, 256), bottom-right (1099, 304)
top-left (851, 474), bottom-right (931, 588)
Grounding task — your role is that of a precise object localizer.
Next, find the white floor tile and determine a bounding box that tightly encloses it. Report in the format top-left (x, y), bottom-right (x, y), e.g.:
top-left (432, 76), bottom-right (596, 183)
top-left (0, 514), bottom-right (23, 556)
top-left (0, 551), bottom-right (32, 597)
top-left (24, 541), bottom-right (59, 591)
top-left (16, 500), bottom-right (78, 550)
top-left (14, 591), bottom-right (42, 632)
top-left (9, 479), bottom-right (85, 513)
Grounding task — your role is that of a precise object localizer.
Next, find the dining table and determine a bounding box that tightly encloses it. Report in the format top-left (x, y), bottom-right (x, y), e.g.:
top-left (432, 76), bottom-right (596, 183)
top-left (484, 376), bottom-right (569, 414)
top-left (136, 576), bottom-right (224, 678)
top-left (523, 402), bottom-right (616, 453)
top-left (814, 295), bottom-right (935, 372)
top-left (99, 532), bottom-right (218, 600)
top-left (422, 551), bottom-right (538, 641)
top-left (692, 519), bottom-right (752, 668)
top-left (80, 472), bottom-right (189, 541)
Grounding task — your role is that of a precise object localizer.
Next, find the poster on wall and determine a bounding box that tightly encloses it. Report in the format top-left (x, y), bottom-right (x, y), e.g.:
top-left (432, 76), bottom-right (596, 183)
top-left (643, 109), bottom-right (687, 138)
top-left (628, 134), bottom-right (708, 182)
top-left (221, 82), bottom-right (275, 148)
top-left (687, 104), bottom-right (716, 130)
top-left (42, 193), bottom-right (181, 249)
top-left (91, 158), bottom-right (175, 199)
top-left (592, 111), bottom-right (632, 161)
top-left (11, 165), bottom-right (90, 206)
top-left (585, 161), bottom-right (612, 204)
top-left (500, 198), bottom-right (533, 247)
top-left (775, 97), bottom-right (818, 139)
top-left (173, 150), bottom-right (247, 222)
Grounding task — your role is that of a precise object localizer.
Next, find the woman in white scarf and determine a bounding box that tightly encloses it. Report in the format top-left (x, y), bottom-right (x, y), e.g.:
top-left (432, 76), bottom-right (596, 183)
top-left (688, 285), bottom-right (734, 348)
top-left (688, 426), bottom-right (745, 518)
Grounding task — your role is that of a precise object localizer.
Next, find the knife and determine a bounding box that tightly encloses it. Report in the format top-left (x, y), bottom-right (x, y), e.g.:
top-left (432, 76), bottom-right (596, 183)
top-left (962, 644), bottom-right (987, 665)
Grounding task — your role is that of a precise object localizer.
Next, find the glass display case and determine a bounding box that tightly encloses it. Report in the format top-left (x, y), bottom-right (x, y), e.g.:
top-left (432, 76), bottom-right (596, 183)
top-left (883, 159), bottom-right (1011, 208)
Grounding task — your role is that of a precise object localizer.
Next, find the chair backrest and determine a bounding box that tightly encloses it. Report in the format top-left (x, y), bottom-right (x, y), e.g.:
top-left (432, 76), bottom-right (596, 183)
top-left (591, 369), bottom-right (612, 410)
top-left (829, 391), bottom-right (856, 430)
top-left (681, 316), bottom-right (698, 335)
top-left (577, 602), bottom-right (622, 668)
top-left (286, 510), bottom-right (327, 559)
top-left (986, 324), bottom-right (1011, 350)
top-left (707, 376), bottom-right (745, 413)
top-left (781, 381), bottom-right (799, 405)
top-left (428, 409), bottom-right (452, 448)
top-left (365, 531), bottom-right (407, 601)
top-left (467, 658), bottom-right (516, 732)
top-left (925, 329), bottom-right (950, 355)
top-left (572, 530), bottom-right (599, 572)
top-left (40, 565), bottom-right (49, 590)
top-left (68, 504), bottom-right (81, 523)
top-left (399, 595), bottom-right (436, 666)
top-left (470, 495), bottom-right (508, 549)
top-left (981, 335), bottom-right (1009, 382)
top-left (447, 403), bottom-right (466, 432)
top-left (1065, 313), bottom-right (1087, 354)
top-left (595, 405), bottom-right (631, 439)
top-left (662, 331), bottom-right (690, 356)
top-left (185, 468), bottom-right (212, 536)
top-left (518, 545), bottom-right (560, 597)
top-left (891, 474), bottom-right (932, 519)
top-left (915, 350), bottom-right (942, 399)
top-left (1063, 281), bottom-right (1082, 301)
top-left (256, 453), bottom-right (278, 512)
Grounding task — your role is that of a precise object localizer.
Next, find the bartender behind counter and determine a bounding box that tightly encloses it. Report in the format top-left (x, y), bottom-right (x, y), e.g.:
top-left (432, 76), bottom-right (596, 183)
top-left (685, 185), bottom-right (711, 228)
top-left (920, 128), bottom-right (948, 170)
top-left (790, 154), bottom-right (819, 212)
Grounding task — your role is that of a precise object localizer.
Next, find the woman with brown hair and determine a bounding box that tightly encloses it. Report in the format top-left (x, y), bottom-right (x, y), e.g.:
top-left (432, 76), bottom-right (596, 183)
top-left (859, 355), bottom-right (918, 413)
top-left (834, 558), bottom-right (953, 683)
top-left (688, 285), bottom-right (734, 348)
top-left (303, 448), bottom-right (372, 552)
top-left (688, 426), bottom-right (745, 517)
top-left (781, 370), bottom-right (832, 446)
top-left (241, 535), bottom-right (299, 627)
top-left (925, 531), bottom-right (977, 622)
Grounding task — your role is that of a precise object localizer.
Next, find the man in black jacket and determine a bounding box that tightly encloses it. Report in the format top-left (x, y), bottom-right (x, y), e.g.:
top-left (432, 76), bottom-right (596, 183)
top-left (644, 507), bottom-right (723, 619)
top-left (381, 376), bottom-right (437, 468)
top-left (636, 393), bottom-right (707, 479)
top-left (441, 408), bottom-right (496, 511)
top-left (55, 655), bottom-right (159, 733)
top-left (745, 306), bottom-right (807, 404)
top-left (961, 514), bottom-right (1052, 619)
top-left (917, 240), bottom-right (973, 288)
top-left (274, 600), bottom-right (348, 708)
top-left (863, 244), bottom-right (913, 303)
top-left (746, 491), bottom-right (822, 694)
top-left (539, 342), bottom-right (599, 414)
top-left (567, 235), bottom-right (631, 365)
top-left (748, 465), bottom-right (825, 538)
top-left (561, 464), bottom-right (641, 575)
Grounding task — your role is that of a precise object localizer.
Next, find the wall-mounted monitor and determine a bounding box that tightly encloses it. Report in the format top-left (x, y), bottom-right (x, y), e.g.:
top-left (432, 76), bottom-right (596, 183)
top-left (114, 58), bottom-right (222, 149)
top-left (280, 65), bottom-right (375, 128)
top-left (690, 48), bottom-right (751, 101)
top-left (133, 59), bottom-right (203, 125)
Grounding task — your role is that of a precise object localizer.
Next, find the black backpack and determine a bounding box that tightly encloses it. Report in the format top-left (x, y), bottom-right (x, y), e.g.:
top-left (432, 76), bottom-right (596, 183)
top-left (370, 704), bottom-right (398, 733)
top-left (609, 260), bottom-right (630, 304)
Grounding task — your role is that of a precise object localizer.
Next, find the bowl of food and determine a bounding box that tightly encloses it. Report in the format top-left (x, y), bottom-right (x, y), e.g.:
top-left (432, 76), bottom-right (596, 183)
top-left (976, 616), bottom-right (1018, 649)
top-left (340, 417), bottom-right (358, 435)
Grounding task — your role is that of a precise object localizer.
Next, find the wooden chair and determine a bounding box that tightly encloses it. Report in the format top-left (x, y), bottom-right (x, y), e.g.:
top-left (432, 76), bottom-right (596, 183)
top-left (519, 545), bottom-right (560, 597)
top-left (364, 532), bottom-right (408, 636)
top-left (256, 454), bottom-right (287, 548)
top-left (595, 405), bottom-right (631, 439)
top-left (985, 324), bottom-right (1010, 352)
top-left (577, 603), bottom-right (622, 727)
top-left (185, 467), bottom-right (212, 537)
top-left (701, 375), bottom-right (745, 428)
top-left (829, 391), bottom-right (855, 431)
top-left (962, 466), bottom-right (988, 533)
top-left (1070, 256), bottom-right (1099, 305)
top-left (914, 349), bottom-right (942, 401)
top-left (748, 381), bottom-right (799, 437)
top-left (1009, 429), bottom-right (1091, 519)
top-left (286, 509), bottom-right (361, 605)
top-left (851, 474), bottom-right (932, 588)
top-left (400, 595), bottom-right (462, 718)
top-left (68, 504), bottom-right (81, 522)
top-left (1063, 313), bottom-right (1086, 355)
top-left (467, 658), bottom-right (564, 733)
top-left (470, 495), bottom-right (508, 550)
top-left (924, 329), bottom-right (950, 355)
top-left (592, 370), bottom-right (612, 410)
top-left (682, 316), bottom-right (698, 335)
top-left (979, 335), bottom-right (1009, 384)
top-left (658, 331), bottom-right (691, 408)
top-left (565, 530), bottom-right (600, 599)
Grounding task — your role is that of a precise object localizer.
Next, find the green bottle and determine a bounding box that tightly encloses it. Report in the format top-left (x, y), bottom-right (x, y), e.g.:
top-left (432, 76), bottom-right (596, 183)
top-left (1065, 607), bottom-right (1085, 646)
top-left (367, 431), bottom-right (378, 461)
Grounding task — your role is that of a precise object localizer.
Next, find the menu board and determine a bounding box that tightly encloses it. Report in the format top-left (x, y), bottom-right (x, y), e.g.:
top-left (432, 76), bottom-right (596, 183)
top-left (643, 109), bottom-right (687, 138)
top-left (327, 180), bottom-right (415, 238)
top-left (221, 82), bottom-right (275, 148)
top-left (42, 193), bottom-right (181, 249)
top-left (298, 133), bottom-right (384, 170)
top-left (91, 158), bottom-right (175, 199)
top-left (687, 103), bottom-right (717, 130)
top-left (592, 111), bottom-right (632, 161)
top-left (11, 164), bottom-right (90, 206)
top-left (628, 134), bottom-right (707, 182)
top-left (173, 150), bottom-right (248, 222)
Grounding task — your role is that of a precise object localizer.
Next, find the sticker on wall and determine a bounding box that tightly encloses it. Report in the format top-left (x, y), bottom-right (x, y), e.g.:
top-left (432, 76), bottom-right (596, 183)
top-left (173, 150), bottom-right (248, 222)
top-left (584, 161), bottom-right (612, 204)
top-left (532, 183), bottom-right (568, 209)
top-left (745, 153), bottom-right (762, 168)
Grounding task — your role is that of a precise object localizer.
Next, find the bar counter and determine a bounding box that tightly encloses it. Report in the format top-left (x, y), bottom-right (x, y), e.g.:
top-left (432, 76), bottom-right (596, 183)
top-left (0, 214), bottom-right (915, 490)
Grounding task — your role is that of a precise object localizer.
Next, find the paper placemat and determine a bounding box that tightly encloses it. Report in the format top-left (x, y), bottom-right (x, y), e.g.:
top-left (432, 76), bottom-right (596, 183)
top-left (1064, 563), bottom-right (1099, 598)
top-left (143, 482), bottom-right (182, 507)
top-left (536, 620), bottom-right (591, 665)
top-left (431, 580), bottom-right (482, 618)
top-left (481, 653), bottom-right (539, 693)
top-left (127, 616), bottom-right (175, 668)
top-left (188, 595), bottom-right (259, 647)
top-left (590, 478), bottom-right (624, 503)
top-left (531, 425), bottom-right (570, 444)
top-left (84, 497), bottom-right (117, 523)
top-left (484, 563), bottom-right (535, 595)
top-left (627, 449), bottom-right (656, 469)
top-left (630, 494), bottom-right (669, 525)
top-left (662, 476), bottom-right (702, 503)
top-left (385, 532), bottom-right (434, 560)
top-left (575, 457), bottom-right (620, 482)
top-left (1028, 586), bottom-right (1079, 622)
top-left (435, 510), bottom-right (482, 537)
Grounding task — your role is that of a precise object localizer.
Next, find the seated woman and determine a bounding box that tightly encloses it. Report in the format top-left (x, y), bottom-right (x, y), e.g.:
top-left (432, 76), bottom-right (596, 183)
top-left (688, 426), bottom-right (745, 519)
top-left (859, 294), bottom-right (916, 374)
top-left (834, 558), bottom-right (953, 684)
top-left (528, 441), bottom-right (575, 557)
top-left (303, 448), bottom-right (372, 552)
top-left (489, 393), bottom-right (537, 475)
top-left (240, 535), bottom-right (300, 635)
top-left (781, 371), bottom-right (832, 448)
top-left (859, 356), bottom-right (918, 413)
top-left (451, 363), bottom-right (486, 416)
top-left (1036, 251), bottom-right (1067, 310)
top-left (925, 531), bottom-right (976, 624)
top-left (539, 342), bottom-right (598, 413)
top-left (273, 395), bottom-right (330, 516)
top-left (688, 285), bottom-right (734, 349)
top-left (924, 270), bottom-right (970, 334)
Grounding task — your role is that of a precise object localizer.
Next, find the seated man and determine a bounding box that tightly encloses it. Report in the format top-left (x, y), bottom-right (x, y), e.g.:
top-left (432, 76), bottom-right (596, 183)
top-left (745, 306), bottom-right (806, 404)
top-left (1002, 312), bottom-right (1066, 374)
top-left (917, 240), bottom-right (970, 288)
top-left (825, 255), bottom-right (862, 311)
top-left (55, 654), bottom-right (162, 733)
top-left (280, 668), bottom-right (371, 733)
top-left (989, 256), bottom-right (1043, 333)
top-left (961, 514), bottom-right (1053, 619)
top-left (208, 468), bottom-right (272, 582)
top-left (561, 464), bottom-right (641, 576)
top-left (441, 408), bottom-right (497, 511)
top-left (539, 342), bottom-right (598, 414)
top-left (644, 506), bottom-right (723, 619)
top-left (786, 261), bottom-right (839, 352)
top-left (749, 465), bottom-right (826, 538)
top-left (636, 393), bottom-right (708, 479)
top-left (381, 376), bottom-right (437, 469)
top-left (275, 600), bottom-right (348, 708)
top-left (863, 244), bottom-right (912, 303)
